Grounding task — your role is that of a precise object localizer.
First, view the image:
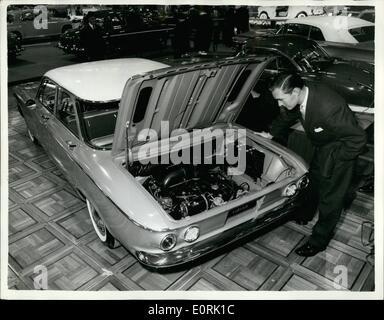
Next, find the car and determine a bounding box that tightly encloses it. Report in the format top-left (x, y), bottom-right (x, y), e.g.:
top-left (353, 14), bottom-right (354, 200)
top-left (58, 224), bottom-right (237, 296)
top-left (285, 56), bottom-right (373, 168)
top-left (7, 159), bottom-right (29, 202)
top-left (7, 7), bottom-right (73, 42)
top-left (239, 35), bottom-right (373, 117)
top-left (14, 57), bottom-right (309, 269)
top-left (234, 16), bottom-right (374, 64)
top-left (7, 31), bottom-right (22, 60)
top-left (257, 5), bottom-right (325, 20)
top-left (276, 16), bottom-right (374, 44)
top-left (58, 9), bottom-right (173, 58)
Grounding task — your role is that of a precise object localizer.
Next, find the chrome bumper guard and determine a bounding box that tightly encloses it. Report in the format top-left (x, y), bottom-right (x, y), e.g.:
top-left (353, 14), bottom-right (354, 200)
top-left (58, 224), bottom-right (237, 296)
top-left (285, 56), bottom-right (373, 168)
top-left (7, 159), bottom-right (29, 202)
top-left (136, 198), bottom-right (300, 268)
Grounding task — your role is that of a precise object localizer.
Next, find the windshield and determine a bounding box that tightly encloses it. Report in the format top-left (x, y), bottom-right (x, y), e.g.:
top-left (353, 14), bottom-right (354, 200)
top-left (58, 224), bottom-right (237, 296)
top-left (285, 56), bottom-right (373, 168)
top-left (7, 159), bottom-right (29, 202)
top-left (77, 100), bottom-right (119, 149)
top-left (348, 26), bottom-right (374, 42)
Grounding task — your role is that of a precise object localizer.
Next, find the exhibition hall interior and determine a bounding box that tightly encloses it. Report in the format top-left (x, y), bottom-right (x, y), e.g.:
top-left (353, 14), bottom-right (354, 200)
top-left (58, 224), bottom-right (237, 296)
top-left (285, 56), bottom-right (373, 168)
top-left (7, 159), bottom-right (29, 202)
top-left (4, 2), bottom-right (376, 292)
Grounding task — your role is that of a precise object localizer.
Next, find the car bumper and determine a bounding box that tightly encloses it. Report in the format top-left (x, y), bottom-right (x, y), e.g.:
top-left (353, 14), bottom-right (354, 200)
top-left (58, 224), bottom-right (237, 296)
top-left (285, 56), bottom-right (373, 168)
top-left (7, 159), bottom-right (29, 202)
top-left (135, 197), bottom-right (301, 268)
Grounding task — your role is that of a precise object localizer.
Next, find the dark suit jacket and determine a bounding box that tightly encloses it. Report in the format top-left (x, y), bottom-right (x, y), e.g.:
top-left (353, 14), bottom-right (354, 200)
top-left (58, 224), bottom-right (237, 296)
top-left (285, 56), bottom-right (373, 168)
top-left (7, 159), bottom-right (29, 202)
top-left (80, 23), bottom-right (105, 54)
top-left (270, 83), bottom-right (366, 176)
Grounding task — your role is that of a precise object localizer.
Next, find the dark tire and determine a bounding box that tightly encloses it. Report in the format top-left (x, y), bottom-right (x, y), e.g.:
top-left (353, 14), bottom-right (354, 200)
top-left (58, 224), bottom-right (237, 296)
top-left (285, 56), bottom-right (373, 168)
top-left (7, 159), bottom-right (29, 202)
top-left (259, 12), bottom-right (269, 19)
top-left (86, 199), bottom-right (117, 249)
top-left (61, 25), bottom-right (72, 34)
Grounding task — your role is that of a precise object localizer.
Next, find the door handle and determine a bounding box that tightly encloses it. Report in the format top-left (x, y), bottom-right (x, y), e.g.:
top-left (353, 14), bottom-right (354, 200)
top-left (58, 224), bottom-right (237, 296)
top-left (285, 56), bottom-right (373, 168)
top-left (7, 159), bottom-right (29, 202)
top-left (66, 140), bottom-right (77, 150)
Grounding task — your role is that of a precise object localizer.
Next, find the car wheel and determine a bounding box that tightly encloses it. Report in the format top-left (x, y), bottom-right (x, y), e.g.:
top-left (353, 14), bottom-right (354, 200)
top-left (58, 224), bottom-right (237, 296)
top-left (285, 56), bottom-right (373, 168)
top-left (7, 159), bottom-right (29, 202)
top-left (86, 199), bottom-right (116, 249)
top-left (259, 12), bottom-right (269, 19)
top-left (296, 12), bottom-right (307, 18)
top-left (61, 25), bottom-right (72, 34)
top-left (27, 129), bottom-right (39, 145)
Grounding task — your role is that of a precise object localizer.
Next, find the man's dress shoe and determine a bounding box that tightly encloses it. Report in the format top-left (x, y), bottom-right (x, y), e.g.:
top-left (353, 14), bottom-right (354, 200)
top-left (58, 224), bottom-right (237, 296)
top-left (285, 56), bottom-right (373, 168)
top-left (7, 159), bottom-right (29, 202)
top-left (295, 242), bottom-right (325, 257)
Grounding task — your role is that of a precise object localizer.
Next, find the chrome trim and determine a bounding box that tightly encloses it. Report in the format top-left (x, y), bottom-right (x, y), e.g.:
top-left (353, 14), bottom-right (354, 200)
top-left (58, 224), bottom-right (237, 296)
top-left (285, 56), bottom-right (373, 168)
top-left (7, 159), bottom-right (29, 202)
top-left (135, 198), bottom-right (301, 268)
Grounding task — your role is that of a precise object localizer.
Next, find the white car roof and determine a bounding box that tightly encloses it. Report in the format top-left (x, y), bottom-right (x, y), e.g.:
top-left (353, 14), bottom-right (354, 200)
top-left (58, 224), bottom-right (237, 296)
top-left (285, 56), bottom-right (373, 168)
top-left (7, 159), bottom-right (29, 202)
top-left (286, 16), bottom-right (374, 30)
top-left (45, 58), bottom-right (169, 102)
top-left (284, 16), bottom-right (374, 43)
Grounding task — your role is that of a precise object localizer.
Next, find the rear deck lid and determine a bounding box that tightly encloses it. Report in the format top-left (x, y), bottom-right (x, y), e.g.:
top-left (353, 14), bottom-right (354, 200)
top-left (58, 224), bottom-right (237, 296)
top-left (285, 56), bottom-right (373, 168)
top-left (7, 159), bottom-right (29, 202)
top-left (112, 56), bottom-right (274, 156)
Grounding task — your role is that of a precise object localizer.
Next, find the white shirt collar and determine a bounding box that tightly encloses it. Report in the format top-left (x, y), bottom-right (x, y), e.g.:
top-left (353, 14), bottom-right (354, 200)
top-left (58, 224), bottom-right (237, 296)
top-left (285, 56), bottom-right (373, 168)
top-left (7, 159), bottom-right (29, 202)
top-left (299, 86), bottom-right (309, 117)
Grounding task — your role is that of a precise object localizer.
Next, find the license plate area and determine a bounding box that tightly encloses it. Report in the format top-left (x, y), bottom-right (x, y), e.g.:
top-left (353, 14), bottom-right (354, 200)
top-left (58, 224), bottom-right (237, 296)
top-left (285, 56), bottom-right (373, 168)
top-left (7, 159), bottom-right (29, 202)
top-left (226, 199), bottom-right (257, 221)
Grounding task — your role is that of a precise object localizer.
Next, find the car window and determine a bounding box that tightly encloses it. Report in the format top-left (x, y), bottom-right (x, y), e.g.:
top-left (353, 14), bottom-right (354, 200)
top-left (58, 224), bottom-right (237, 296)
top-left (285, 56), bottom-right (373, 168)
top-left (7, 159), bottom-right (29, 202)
top-left (348, 26), bottom-right (374, 42)
top-left (38, 79), bottom-right (57, 112)
top-left (284, 23), bottom-right (310, 37)
top-left (309, 26), bottom-right (325, 41)
top-left (57, 91), bottom-right (79, 137)
top-left (21, 11), bottom-right (35, 21)
top-left (133, 87), bottom-right (153, 123)
top-left (77, 100), bottom-right (119, 148)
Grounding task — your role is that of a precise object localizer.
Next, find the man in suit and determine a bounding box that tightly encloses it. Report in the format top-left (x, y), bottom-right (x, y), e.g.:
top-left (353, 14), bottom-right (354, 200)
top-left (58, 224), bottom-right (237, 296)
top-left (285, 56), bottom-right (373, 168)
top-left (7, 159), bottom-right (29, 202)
top-left (80, 12), bottom-right (106, 60)
top-left (257, 73), bottom-right (367, 256)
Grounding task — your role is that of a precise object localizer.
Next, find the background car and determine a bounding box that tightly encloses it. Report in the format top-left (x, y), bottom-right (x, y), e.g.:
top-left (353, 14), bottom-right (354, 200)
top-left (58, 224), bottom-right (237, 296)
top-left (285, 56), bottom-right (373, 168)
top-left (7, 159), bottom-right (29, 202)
top-left (257, 6), bottom-right (325, 20)
top-left (14, 57), bottom-right (309, 269)
top-left (241, 35), bottom-right (374, 114)
top-left (58, 9), bottom-right (173, 58)
top-left (276, 16), bottom-right (374, 44)
top-left (7, 7), bottom-right (73, 42)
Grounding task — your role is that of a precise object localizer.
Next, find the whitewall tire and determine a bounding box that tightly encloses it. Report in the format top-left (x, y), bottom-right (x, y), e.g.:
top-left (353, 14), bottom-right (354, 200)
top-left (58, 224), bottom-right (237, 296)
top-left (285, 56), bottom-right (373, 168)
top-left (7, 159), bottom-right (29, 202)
top-left (86, 199), bottom-right (116, 248)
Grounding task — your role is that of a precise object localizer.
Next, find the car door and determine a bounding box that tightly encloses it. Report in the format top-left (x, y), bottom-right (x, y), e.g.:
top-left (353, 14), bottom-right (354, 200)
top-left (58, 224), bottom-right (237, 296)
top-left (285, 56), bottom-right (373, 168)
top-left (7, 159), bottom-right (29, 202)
top-left (43, 88), bottom-right (84, 185)
top-left (34, 78), bottom-right (57, 147)
top-left (44, 12), bottom-right (61, 36)
top-left (20, 10), bottom-right (51, 39)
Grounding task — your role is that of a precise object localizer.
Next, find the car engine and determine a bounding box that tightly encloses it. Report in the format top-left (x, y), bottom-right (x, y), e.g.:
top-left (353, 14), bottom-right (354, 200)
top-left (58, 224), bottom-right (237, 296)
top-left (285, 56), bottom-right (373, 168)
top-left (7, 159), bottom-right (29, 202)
top-left (142, 164), bottom-right (251, 220)
top-left (127, 144), bottom-right (266, 220)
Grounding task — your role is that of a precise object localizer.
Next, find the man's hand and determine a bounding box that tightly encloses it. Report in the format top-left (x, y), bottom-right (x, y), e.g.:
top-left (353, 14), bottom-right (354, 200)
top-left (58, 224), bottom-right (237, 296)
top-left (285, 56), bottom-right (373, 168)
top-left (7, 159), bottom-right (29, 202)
top-left (254, 131), bottom-right (273, 139)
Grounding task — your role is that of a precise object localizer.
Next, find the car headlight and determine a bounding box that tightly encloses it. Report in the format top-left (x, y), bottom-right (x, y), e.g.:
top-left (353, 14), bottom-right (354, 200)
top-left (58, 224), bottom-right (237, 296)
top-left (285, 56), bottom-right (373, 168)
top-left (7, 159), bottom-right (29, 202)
top-left (297, 175), bottom-right (309, 189)
top-left (160, 234), bottom-right (177, 251)
top-left (282, 183), bottom-right (298, 197)
top-left (184, 226), bottom-right (200, 243)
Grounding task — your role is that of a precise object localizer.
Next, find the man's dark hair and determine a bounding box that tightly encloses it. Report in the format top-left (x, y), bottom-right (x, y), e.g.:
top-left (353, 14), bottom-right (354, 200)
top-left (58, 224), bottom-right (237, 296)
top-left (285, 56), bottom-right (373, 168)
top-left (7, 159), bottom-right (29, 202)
top-left (269, 73), bottom-right (305, 94)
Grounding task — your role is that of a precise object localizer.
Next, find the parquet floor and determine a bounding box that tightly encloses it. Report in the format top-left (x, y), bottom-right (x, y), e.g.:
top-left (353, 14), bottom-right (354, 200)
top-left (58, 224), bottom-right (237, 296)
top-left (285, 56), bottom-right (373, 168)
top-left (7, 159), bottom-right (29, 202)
top-left (6, 89), bottom-right (375, 291)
